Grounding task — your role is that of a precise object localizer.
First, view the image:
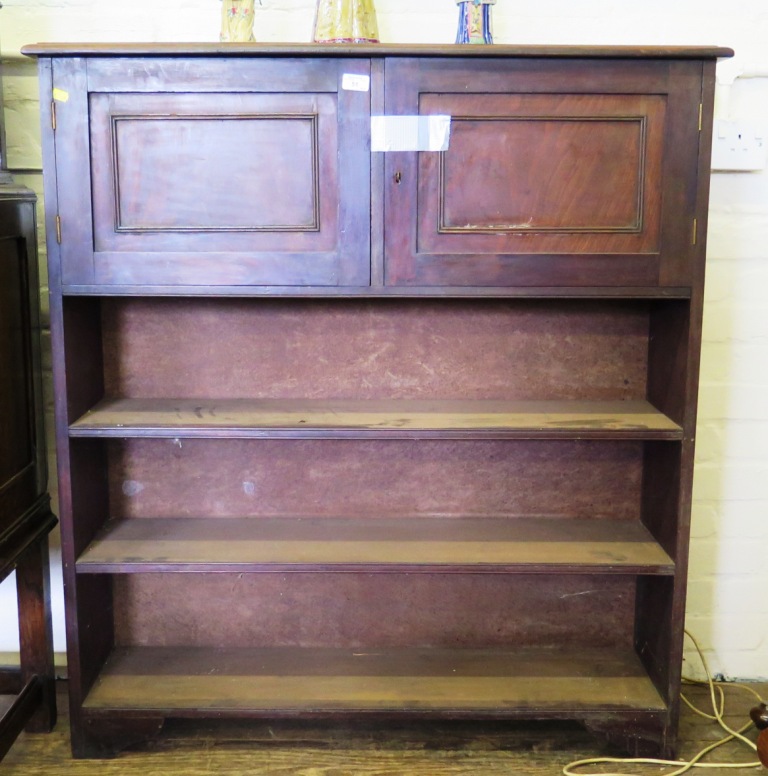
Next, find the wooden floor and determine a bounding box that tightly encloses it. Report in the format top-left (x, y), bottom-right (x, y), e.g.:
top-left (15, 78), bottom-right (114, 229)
top-left (2, 682), bottom-right (765, 774)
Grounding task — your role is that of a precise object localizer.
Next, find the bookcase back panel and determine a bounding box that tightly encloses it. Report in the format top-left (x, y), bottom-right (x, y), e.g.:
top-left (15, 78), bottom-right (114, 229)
top-left (106, 438), bottom-right (643, 520)
top-left (112, 573), bottom-right (636, 650)
top-left (101, 299), bottom-right (649, 402)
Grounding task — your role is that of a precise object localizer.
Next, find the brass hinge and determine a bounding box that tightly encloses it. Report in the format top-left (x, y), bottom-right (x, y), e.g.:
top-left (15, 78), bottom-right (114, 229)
top-left (692, 217), bottom-right (698, 246)
top-left (55, 215), bottom-right (62, 244)
top-left (698, 103), bottom-right (703, 132)
top-left (51, 100), bottom-right (57, 131)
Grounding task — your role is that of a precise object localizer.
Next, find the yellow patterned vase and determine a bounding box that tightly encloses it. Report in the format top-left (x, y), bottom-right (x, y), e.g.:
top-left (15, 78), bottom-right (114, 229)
top-left (313, 0), bottom-right (379, 43)
top-left (220, 0), bottom-right (256, 43)
top-left (456, 0), bottom-right (496, 44)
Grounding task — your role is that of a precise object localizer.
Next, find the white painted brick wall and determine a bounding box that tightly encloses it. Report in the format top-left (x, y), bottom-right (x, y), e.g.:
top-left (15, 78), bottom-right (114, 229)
top-left (1, 0), bottom-right (766, 680)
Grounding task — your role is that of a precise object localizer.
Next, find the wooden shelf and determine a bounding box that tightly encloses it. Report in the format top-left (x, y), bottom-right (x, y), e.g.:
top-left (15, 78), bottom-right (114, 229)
top-left (82, 645), bottom-right (667, 717)
top-left (69, 398), bottom-right (683, 440)
top-left (76, 516), bottom-right (675, 575)
top-left (59, 284), bottom-right (695, 298)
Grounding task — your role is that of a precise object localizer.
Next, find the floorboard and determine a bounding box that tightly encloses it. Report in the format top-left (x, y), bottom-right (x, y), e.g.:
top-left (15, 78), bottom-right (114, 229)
top-left (1, 682), bottom-right (765, 774)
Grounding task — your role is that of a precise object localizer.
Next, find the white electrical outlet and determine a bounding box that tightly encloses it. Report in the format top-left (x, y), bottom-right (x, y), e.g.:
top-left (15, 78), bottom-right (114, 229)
top-left (711, 119), bottom-right (767, 171)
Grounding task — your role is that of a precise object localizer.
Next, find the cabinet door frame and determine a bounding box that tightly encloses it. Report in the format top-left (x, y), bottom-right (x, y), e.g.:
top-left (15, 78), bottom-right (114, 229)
top-left (383, 58), bottom-right (704, 288)
top-left (0, 195), bottom-right (46, 531)
top-left (52, 57), bottom-right (372, 288)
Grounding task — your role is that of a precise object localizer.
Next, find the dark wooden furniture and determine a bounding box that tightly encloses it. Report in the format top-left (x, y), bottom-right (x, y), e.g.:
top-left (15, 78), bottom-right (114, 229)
top-left (756, 732), bottom-right (767, 769)
top-left (751, 703), bottom-right (768, 767)
top-left (23, 42), bottom-right (731, 759)
top-left (0, 183), bottom-right (57, 760)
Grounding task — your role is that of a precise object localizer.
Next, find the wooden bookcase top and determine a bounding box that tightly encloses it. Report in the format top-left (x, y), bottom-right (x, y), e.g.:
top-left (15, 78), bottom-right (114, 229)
top-left (22, 42), bottom-right (733, 59)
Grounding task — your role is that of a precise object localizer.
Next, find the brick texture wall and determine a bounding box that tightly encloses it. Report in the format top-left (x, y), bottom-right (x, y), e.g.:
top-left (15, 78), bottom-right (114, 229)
top-left (1, 0), bottom-right (766, 680)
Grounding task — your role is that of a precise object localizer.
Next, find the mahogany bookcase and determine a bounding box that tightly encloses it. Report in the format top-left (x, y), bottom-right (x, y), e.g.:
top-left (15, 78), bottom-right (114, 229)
top-left (23, 42), bottom-right (731, 758)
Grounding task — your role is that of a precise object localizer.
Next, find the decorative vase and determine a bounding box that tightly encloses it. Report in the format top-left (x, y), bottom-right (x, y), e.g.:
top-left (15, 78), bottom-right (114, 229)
top-left (220, 0), bottom-right (256, 43)
top-left (455, 0), bottom-right (496, 45)
top-left (313, 0), bottom-right (379, 44)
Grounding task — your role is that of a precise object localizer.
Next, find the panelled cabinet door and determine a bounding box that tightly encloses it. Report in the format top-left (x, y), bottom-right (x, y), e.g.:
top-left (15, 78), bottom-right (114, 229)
top-left (54, 58), bottom-right (371, 287)
top-left (0, 198), bottom-right (42, 527)
top-left (383, 58), bottom-right (703, 288)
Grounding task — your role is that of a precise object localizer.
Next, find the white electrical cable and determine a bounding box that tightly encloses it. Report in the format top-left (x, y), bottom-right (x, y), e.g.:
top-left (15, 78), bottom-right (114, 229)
top-left (562, 631), bottom-right (764, 776)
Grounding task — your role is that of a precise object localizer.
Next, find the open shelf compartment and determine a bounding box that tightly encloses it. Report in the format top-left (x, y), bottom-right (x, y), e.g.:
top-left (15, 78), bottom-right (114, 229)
top-left (81, 645), bottom-right (667, 718)
top-left (55, 295), bottom-right (693, 757)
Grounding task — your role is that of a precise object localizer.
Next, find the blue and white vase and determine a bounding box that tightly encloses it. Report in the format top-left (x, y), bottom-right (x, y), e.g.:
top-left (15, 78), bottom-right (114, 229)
top-left (455, 0), bottom-right (496, 45)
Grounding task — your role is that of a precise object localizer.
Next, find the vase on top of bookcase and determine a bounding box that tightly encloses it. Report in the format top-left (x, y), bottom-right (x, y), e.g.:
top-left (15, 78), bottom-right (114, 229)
top-left (455, 0), bottom-right (496, 44)
top-left (313, 0), bottom-right (379, 43)
top-left (220, 0), bottom-right (256, 42)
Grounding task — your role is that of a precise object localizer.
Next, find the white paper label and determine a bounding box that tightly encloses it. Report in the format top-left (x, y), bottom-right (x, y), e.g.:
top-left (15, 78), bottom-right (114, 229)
top-left (342, 73), bottom-right (371, 92)
top-left (370, 115), bottom-right (451, 152)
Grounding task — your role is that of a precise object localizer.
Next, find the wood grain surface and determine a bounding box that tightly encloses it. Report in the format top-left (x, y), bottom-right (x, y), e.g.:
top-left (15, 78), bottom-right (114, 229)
top-left (69, 398), bottom-right (682, 439)
top-left (81, 646), bottom-right (666, 714)
top-left (21, 42), bottom-right (735, 58)
top-left (76, 516), bottom-right (674, 574)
